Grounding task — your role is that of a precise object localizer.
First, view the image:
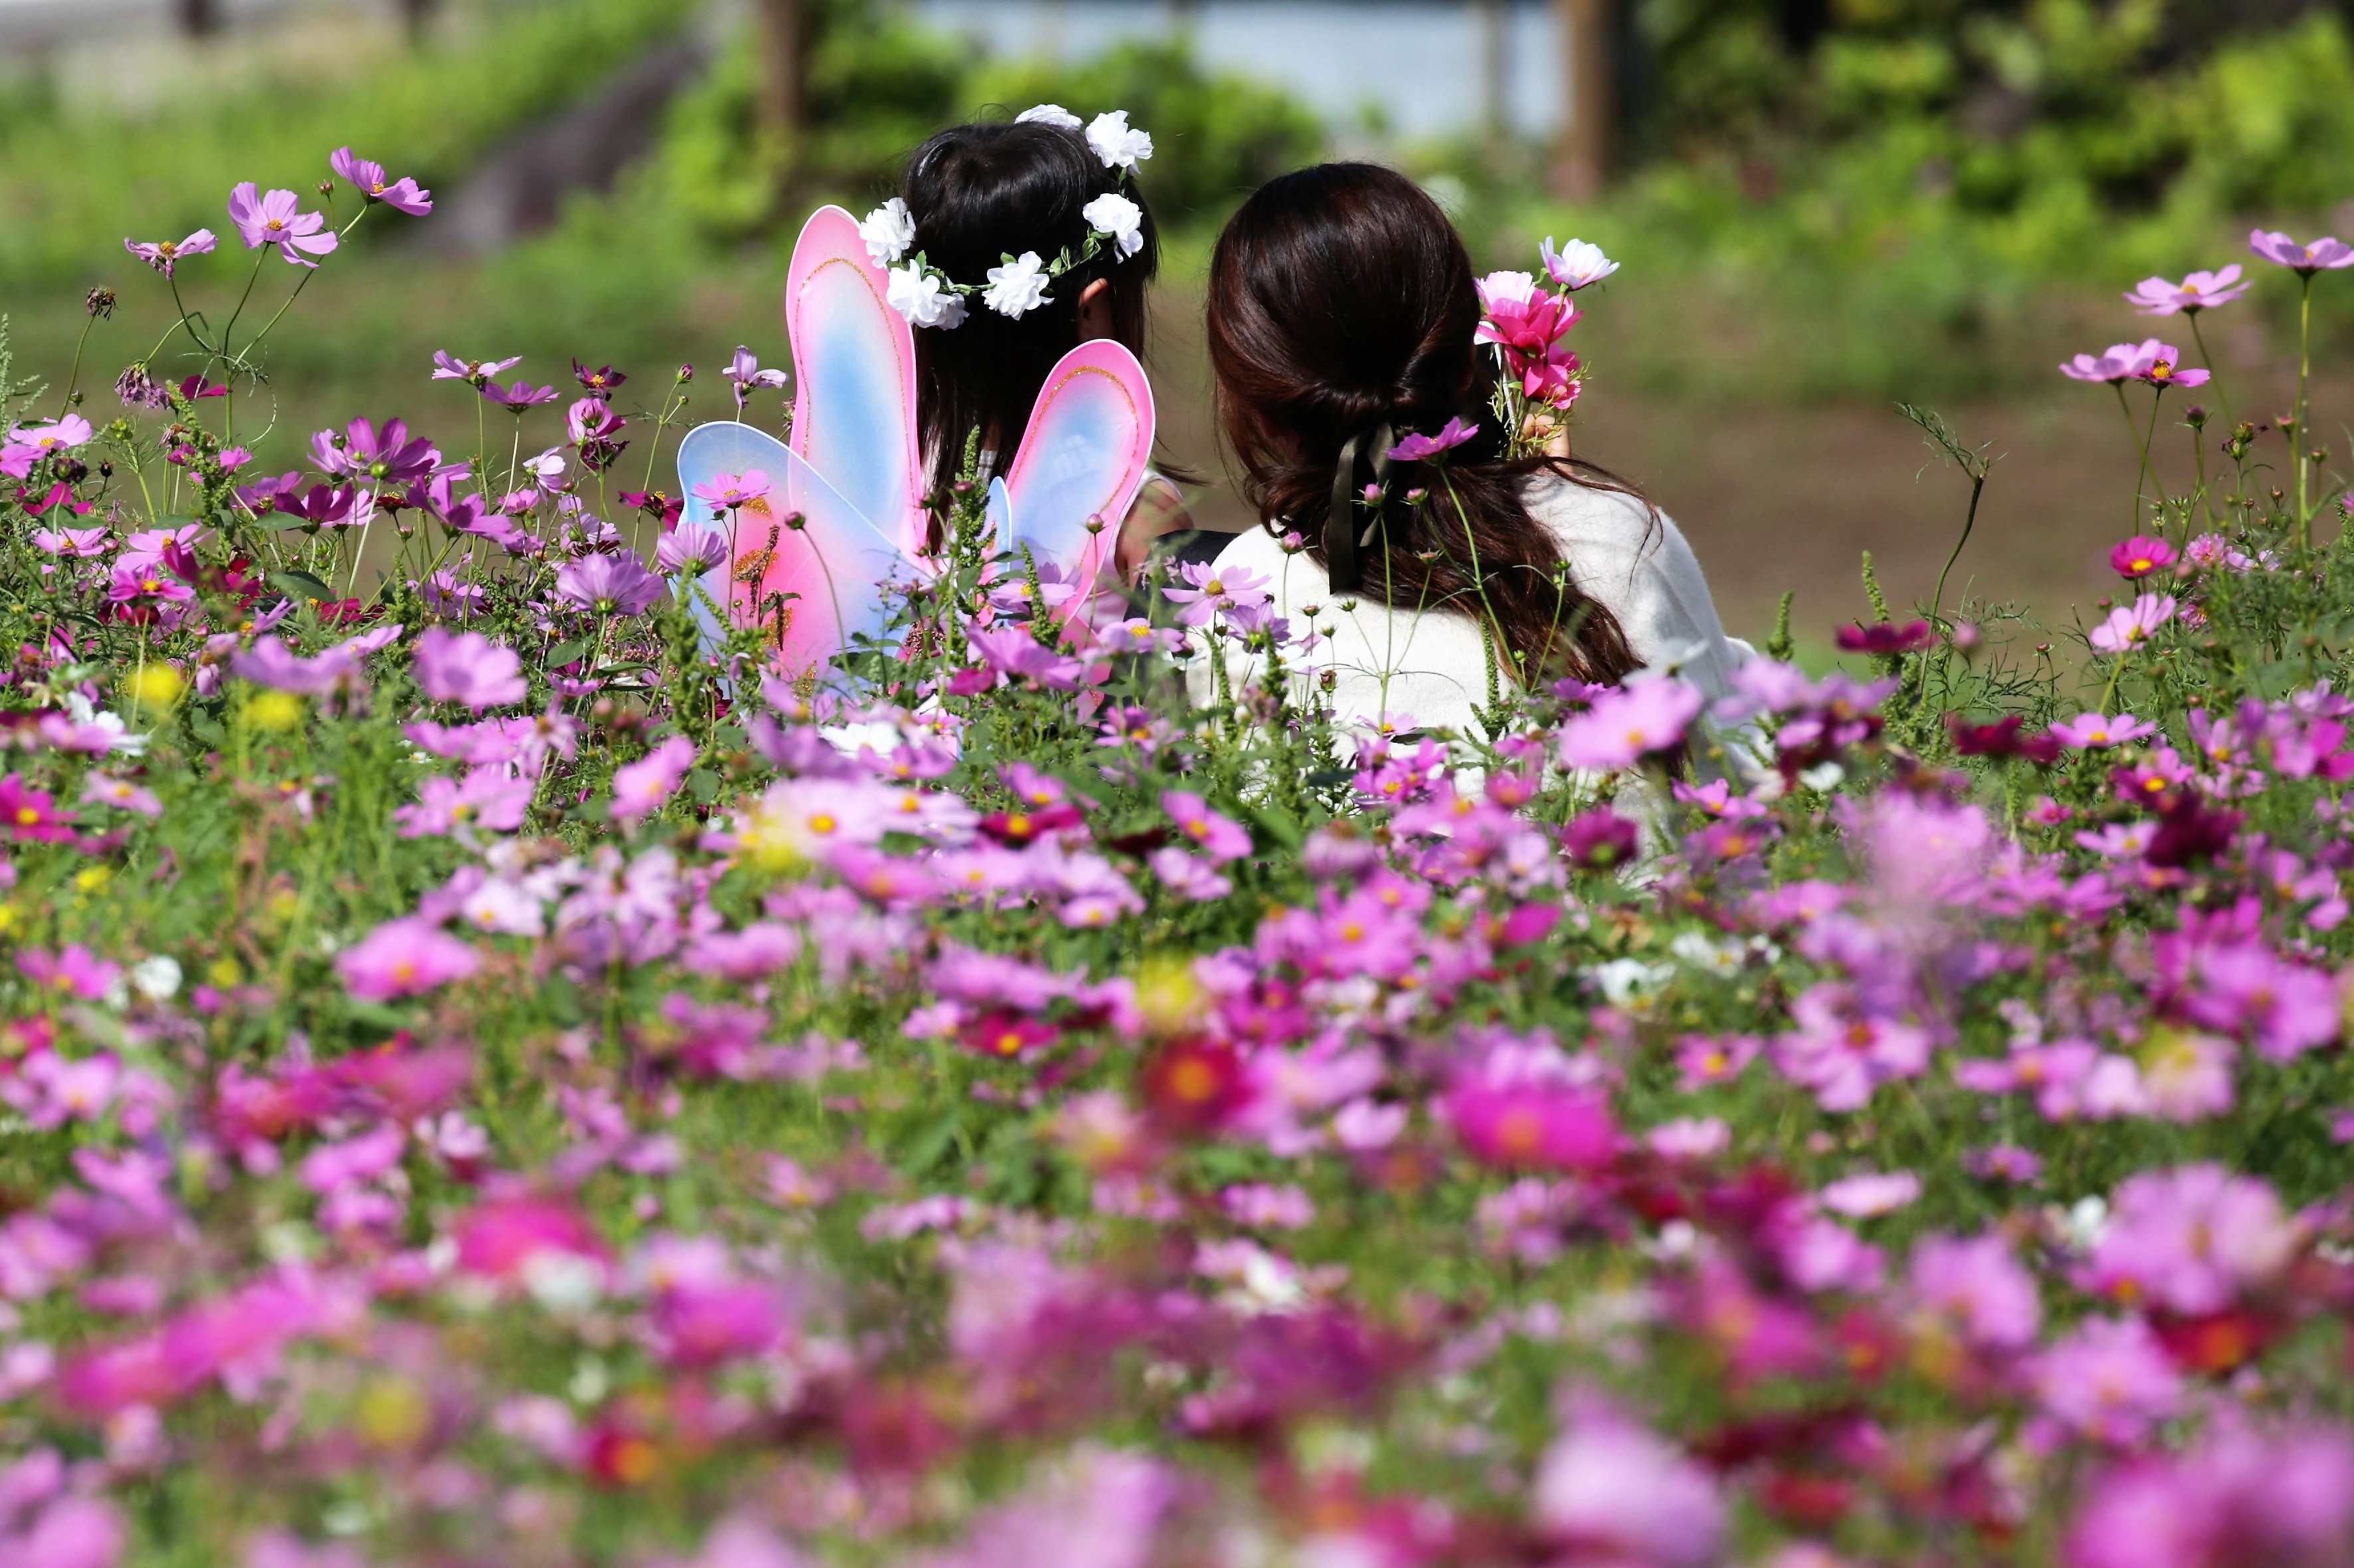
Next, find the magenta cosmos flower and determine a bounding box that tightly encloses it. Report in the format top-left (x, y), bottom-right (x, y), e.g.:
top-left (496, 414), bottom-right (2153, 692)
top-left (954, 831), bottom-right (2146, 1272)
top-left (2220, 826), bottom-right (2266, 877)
top-left (1388, 417), bottom-right (1479, 462)
top-left (2124, 264), bottom-right (2249, 314)
top-left (330, 146), bottom-right (433, 216)
top-left (1444, 1078), bottom-right (1618, 1173)
top-left (413, 627), bottom-right (526, 710)
top-left (2250, 228), bottom-right (2354, 274)
top-left (123, 229), bottom-right (217, 278)
top-left (2110, 534), bottom-right (2177, 577)
top-left (227, 183), bottom-right (338, 268)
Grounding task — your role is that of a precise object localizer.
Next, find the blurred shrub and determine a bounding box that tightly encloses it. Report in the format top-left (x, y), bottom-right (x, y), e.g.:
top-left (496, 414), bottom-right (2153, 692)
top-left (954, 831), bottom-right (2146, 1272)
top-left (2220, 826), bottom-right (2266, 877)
top-left (0, 0), bottom-right (695, 289)
top-left (654, 22), bottom-right (1325, 243)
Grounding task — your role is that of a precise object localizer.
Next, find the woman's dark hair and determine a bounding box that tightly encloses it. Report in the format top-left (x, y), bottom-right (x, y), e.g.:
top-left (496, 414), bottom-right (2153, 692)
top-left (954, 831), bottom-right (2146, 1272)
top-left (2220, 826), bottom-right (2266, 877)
top-left (899, 118), bottom-right (1162, 500)
top-left (1206, 161), bottom-right (1642, 688)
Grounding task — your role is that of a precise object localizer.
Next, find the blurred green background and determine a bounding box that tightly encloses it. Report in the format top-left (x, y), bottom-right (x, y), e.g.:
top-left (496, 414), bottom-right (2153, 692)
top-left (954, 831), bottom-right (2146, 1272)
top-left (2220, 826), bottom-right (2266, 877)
top-left (6, 0), bottom-right (2354, 644)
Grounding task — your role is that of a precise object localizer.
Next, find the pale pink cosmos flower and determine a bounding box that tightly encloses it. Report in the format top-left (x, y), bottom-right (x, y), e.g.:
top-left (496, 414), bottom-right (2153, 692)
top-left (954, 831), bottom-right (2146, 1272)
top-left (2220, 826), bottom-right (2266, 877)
top-left (394, 770), bottom-right (533, 838)
top-left (413, 627), bottom-right (526, 709)
top-left (336, 916), bottom-right (479, 1001)
top-left (1908, 1230), bottom-right (2042, 1353)
top-left (1161, 790), bottom-right (1250, 862)
top-left (329, 146), bottom-right (432, 215)
top-left (2060, 343), bottom-right (2144, 383)
top-left (2034, 1316), bottom-right (2182, 1446)
top-left (2049, 712), bottom-right (2157, 748)
top-left (123, 229), bottom-right (217, 278)
top-left (1820, 1169), bottom-right (1922, 1217)
top-left (2086, 1163), bottom-right (2299, 1313)
top-left (1558, 678), bottom-right (1705, 770)
top-left (1146, 844), bottom-right (1232, 902)
top-left (227, 183), bottom-right (338, 268)
top-left (2089, 593), bottom-right (2177, 653)
top-left (1162, 560), bottom-right (1271, 627)
top-left (690, 468), bottom-right (770, 513)
top-left (611, 735), bottom-right (697, 827)
top-left (1534, 1392), bottom-right (1724, 1568)
top-left (1541, 235), bottom-right (1619, 290)
top-left (80, 774), bottom-right (161, 817)
top-left (2124, 264), bottom-right (2249, 314)
top-left (2250, 228), bottom-right (2354, 274)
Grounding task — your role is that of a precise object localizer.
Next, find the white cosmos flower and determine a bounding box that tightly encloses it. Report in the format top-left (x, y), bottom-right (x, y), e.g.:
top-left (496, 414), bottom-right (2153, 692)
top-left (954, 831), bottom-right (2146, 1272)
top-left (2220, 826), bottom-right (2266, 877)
top-left (857, 197), bottom-right (916, 266)
top-left (983, 251), bottom-right (1053, 319)
top-left (1085, 110), bottom-right (1153, 170)
top-left (1541, 236), bottom-right (1620, 290)
top-left (1016, 103), bottom-right (1083, 130)
top-left (1081, 192), bottom-right (1144, 259)
top-left (887, 263), bottom-right (967, 330)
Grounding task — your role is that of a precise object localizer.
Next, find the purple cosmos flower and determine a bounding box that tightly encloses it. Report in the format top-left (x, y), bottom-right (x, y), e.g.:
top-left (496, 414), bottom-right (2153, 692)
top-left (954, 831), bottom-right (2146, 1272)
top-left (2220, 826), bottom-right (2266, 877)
top-left (2249, 229), bottom-right (2354, 274)
top-left (329, 147), bottom-right (432, 215)
top-left (414, 627), bottom-right (526, 710)
top-left (227, 183), bottom-right (338, 268)
top-left (482, 379), bottom-right (558, 411)
top-left (2125, 265), bottom-right (2249, 314)
top-left (553, 552), bottom-right (664, 617)
top-left (1388, 417), bottom-right (1479, 462)
top-left (655, 528), bottom-right (728, 575)
top-left (722, 347), bottom-right (788, 415)
top-left (1162, 559), bottom-right (1271, 627)
top-left (394, 770), bottom-right (534, 838)
top-left (2048, 712), bottom-right (2157, 749)
top-left (2060, 344), bottom-right (2143, 383)
top-left (312, 417), bottom-right (437, 486)
top-left (123, 229), bottom-right (217, 278)
top-left (2110, 534), bottom-right (2177, 578)
top-left (432, 351), bottom-right (522, 388)
top-left (573, 361), bottom-right (627, 393)
top-left (2034, 1317), bottom-right (2182, 1445)
top-left (691, 470), bottom-right (770, 513)
top-left (567, 397), bottom-right (623, 444)
top-left (2089, 593), bottom-right (2177, 653)
top-left (2085, 1164), bottom-right (2298, 1313)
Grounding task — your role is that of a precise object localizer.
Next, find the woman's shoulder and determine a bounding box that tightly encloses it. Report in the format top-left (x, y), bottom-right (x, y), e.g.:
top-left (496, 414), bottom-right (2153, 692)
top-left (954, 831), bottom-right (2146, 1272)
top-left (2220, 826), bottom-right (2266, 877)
top-left (1521, 468), bottom-right (1663, 550)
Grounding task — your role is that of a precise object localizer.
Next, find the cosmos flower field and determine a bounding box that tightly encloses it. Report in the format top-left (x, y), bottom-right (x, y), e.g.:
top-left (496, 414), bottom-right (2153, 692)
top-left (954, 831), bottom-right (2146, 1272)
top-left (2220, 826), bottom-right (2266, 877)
top-left (3, 149), bottom-right (2354, 1568)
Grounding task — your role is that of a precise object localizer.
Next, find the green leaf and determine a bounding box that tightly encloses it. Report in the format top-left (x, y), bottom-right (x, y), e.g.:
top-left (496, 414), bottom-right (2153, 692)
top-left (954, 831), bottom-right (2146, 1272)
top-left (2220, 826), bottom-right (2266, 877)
top-left (270, 570), bottom-right (334, 603)
top-left (897, 1107), bottom-right (965, 1178)
top-left (687, 767), bottom-right (720, 803)
top-left (546, 639), bottom-right (589, 668)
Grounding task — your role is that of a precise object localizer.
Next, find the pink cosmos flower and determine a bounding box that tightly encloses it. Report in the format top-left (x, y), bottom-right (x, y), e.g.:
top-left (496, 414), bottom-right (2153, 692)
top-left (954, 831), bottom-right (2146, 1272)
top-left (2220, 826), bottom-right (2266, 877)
top-left (1819, 1170), bottom-right (1921, 1217)
top-left (122, 229), bottom-right (217, 278)
top-left (611, 735), bottom-right (697, 826)
top-left (722, 347), bottom-right (789, 415)
top-left (0, 1494), bottom-right (124, 1568)
top-left (2249, 228), bottom-right (2354, 274)
top-left (454, 1195), bottom-right (606, 1281)
top-left (336, 916), bottom-right (480, 1001)
top-left (2036, 1316), bottom-right (2183, 1446)
top-left (4, 415), bottom-right (92, 463)
top-left (1557, 678), bottom-right (1705, 771)
top-left (690, 469), bottom-right (769, 512)
top-left (2066, 1421), bottom-right (2354, 1568)
top-left (1162, 560), bottom-right (1271, 627)
top-left (1444, 1078), bottom-right (1617, 1173)
top-left (80, 774), bottom-right (161, 817)
top-left (2060, 344), bottom-right (2143, 383)
top-left (329, 146), bottom-right (432, 215)
top-left (413, 627), bottom-right (526, 709)
top-left (393, 770), bottom-right (534, 838)
top-left (2125, 265), bottom-right (2250, 314)
top-left (226, 183), bottom-right (338, 268)
top-left (16, 945), bottom-right (120, 1000)
top-left (1148, 844), bottom-right (1233, 902)
top-left (1533, 1393), bottom-right (1723, 1568)
top-left (482, 379), bottom-right (558, 410)
top-left (1908, 1231), bottom-right (2041, 1353)
top-left (2085, 1164), bottom-right (2298, 1314)
top-left (2049, 712), bottom-right (2157, 748)
top-left (0, 773), bottom-right (77, 842)
top-left (2110, 534), bottom-right (2177, 577)
top-left (1162, 790), bottom-right (1250, 862)
top-left (2133, 340), bottom-right (2208, 388)
top-left (431, 351), bottom-right (522, 387)
top-left (1475, 270), bottom-right (1580, 357)
top-left (1388, 417), bottom-right (1479, 462)
top-left (554, 553), bottom-right (665, 617)
top-left (32, 526), bottom-right (108, 557)
top-left (2089, 593), bottom-right (2177, 653)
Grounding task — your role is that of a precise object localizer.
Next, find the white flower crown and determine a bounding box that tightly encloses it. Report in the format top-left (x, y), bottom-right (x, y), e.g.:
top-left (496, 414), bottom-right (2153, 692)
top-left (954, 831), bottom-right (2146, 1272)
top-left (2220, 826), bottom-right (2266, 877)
top-left (860, 106), bottom-right (1154, 332)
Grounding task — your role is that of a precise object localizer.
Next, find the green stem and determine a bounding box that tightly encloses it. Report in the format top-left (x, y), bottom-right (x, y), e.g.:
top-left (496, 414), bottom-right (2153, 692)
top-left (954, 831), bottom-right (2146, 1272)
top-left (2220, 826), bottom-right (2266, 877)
top-left (2297, 273), bottom-right (2315, 549)
top-left (2116, 383), bottom-right (2153, 530)
top-left (1928, 470), bottom-right (1985, 636)
top-left (55, 312), bottom-right (96, 420)
top-left (2188, 311), bottom-right (2231, 428)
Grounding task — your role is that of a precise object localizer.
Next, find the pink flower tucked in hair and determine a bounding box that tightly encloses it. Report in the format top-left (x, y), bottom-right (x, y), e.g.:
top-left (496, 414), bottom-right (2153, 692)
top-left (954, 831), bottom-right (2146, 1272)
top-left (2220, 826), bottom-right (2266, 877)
top-left (1386, 417), bottom-right (1479, 463)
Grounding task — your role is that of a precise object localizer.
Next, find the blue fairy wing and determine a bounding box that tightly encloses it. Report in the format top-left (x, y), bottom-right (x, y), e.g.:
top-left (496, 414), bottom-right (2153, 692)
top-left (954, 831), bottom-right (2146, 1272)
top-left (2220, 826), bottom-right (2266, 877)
top-left (785, 206), bottom-right (926, 559)
top-left (1000, 340), bottom-right (1156, 605)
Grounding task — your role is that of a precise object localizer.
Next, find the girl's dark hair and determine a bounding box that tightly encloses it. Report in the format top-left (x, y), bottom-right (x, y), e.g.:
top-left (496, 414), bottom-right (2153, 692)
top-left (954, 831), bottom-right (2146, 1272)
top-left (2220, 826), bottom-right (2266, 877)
top-left (1206, 161), bottom-right (1642, 688)
top-left (899, 118), bottom-right (1162, 500)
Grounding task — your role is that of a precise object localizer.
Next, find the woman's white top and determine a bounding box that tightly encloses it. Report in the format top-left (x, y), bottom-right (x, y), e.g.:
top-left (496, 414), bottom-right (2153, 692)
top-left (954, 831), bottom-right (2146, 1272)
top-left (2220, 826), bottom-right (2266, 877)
top-left (1185, 473), bottom-right (1754, 739)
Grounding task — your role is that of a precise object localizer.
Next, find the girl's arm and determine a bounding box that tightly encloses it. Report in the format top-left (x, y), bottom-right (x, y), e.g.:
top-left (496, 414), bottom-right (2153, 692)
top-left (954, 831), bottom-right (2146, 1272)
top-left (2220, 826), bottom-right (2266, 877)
top-left (1115, 473), bottom-right (1194, 582)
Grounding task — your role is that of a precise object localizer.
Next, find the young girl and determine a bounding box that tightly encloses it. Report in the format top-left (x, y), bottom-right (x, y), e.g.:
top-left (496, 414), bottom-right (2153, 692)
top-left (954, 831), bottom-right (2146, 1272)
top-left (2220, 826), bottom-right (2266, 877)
top-left (879, 108), bottom-right (1192, 580)
top-left (1196, 161), bottom-right (1749, 736)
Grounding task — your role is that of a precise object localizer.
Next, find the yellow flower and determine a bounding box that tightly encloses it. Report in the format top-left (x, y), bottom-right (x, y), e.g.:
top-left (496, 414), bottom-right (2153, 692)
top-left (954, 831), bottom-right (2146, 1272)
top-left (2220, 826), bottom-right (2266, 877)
top-left (245, 690), bottom-right (304, 732)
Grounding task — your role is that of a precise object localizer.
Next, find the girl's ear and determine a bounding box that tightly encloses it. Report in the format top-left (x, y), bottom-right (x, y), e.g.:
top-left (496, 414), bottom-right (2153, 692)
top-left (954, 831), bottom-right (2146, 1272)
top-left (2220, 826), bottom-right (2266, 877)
top-left (1077, 277), bottom-right (1114, 342)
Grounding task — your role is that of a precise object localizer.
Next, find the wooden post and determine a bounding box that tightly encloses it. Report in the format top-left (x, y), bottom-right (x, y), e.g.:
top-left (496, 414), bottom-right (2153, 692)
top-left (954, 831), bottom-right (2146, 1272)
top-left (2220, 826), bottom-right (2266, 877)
top-left (398, 0), bottom-right (437, 45)
top-left (1552, 0), bottom-right (1613, 200)
top-left (179, 0), bottom-right (218, 37)
top-left (1475, 0), bottom-right (1510, 149)
top-left (758, 0), bottom-right (811, 144)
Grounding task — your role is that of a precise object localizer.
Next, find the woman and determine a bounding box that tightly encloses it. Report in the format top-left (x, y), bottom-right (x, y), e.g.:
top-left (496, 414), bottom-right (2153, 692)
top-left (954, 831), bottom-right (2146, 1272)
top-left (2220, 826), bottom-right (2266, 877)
top-left (1194, 162), bottom-right (1748, 739)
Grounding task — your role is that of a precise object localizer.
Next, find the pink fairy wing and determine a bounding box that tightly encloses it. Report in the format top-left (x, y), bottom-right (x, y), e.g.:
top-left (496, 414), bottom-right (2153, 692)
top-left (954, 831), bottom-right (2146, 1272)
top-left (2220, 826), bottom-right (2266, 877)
top-left (675, 421), bottom-right (914, 678)
top-left (785, 205), bottom-right (924, 559)
top-left (999, 340), bottom-right (1155, 608)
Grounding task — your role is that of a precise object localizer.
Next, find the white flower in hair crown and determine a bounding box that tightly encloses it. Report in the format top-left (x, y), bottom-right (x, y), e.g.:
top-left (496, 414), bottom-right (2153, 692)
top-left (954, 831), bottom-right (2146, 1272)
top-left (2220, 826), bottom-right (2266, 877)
top-left (861, 106), bottom-right (1154, 331)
